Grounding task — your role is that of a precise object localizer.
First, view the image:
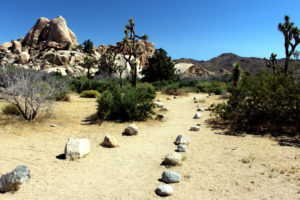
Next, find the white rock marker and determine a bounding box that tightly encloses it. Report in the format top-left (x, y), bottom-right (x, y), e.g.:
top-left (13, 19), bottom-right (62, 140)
top-left (65, 138), bottom-right (90, 160)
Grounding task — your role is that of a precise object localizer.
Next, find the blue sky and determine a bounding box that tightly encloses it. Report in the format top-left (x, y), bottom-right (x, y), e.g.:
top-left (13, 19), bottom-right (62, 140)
top-left (0, 0), bottom-right (300, 60)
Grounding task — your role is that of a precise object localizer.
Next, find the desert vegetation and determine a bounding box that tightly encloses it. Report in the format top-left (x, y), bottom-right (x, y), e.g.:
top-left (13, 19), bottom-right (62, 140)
top-left (0, 11), bottom-right (299, 200)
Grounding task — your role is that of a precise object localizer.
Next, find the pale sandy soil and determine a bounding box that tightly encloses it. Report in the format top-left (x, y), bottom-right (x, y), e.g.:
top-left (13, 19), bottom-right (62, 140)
top-left (0, 93), bottom-right (299, 200)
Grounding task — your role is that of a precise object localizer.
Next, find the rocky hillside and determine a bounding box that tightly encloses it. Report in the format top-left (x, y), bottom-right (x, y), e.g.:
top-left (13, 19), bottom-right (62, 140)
top-left (174, 53), bottom-right (286, 75)
top-left (0, 16), bottom-right (155, 77)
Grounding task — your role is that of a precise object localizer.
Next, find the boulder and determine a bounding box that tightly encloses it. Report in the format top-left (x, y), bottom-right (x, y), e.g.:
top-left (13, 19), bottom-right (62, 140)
top-left (102, 135), bottom-right (118, 148)
top-left (156, 114), bottom-right (167, 122)
top-left (23, 16), bottom-right (77, 47)
top-left (18, 52), bottom-right (30, 64)
top-left (0, 42), bottom-right (12, 49)
top-left (57, 54), bottom-right (70, 65)
top-left (11, 40), bottom-right (22, 54)
top-left (175, 135), bottom-right (191, 145)
top-left (193, 113), bottom-right (202, 119)
top-left (0, 165), bottom-right (30, 193)
top-left (162, 171), bottom-right (181, 183)
top-left (163, 152), bottom-right (182, 166)
top-left (156, 184), bottom-right (174, 196)
top-left (177, 144), bottom-right (187, 152)
top-left (123, 124), bottom-right (139, 135)
top-left (64, 138), bottom-right (90, 160)
top-left (190, 125), bottom-right (200, 131)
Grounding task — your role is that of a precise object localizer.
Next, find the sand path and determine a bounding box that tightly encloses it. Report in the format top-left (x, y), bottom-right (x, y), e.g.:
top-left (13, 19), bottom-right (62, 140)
top-left (0, 93), bottom-right (299, 199)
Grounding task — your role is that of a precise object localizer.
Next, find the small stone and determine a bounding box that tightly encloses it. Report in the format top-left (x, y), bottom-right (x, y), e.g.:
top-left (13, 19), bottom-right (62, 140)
top-left (194, 100), bottom-right (198, 103)
top-left (157, 98), bottom-right (162, 102)
top-left (156, 184), bottom-right (173, 196)
top-left (177, 144), bottom-right (187, 152)
top-left (64, 138), bottom-right (90, 160)
top-left (160, 105), bottom-right (168, 111)
top-left (197, 107), bottom-right (205, 111)
top-left (209, 93), bottom-right (215, 96)
top-left (154, 101), bottom-right (164, 108)
top-left (50, 124), bottom-right (57, 127)
top-left (102, 135), bottom-right (118, 148)
top-left (166, 97), bottom-right (171, 100)
top-left (193, 113), bottom-right (202, 119)
top-left (190, 125), bottom-right (200, 131)
top-left (123, 124), bottom-right (139, 135)
top-left (173, 96), bottom-right (177, 99)
top-left (163, 152), bottom-right (182, 166)
top-left (193, 97), bottom-right (198, 100)
top-left (0, 165), bottom-right (30, 193)
top-left (175, 135), bottom-right (191, 145)
top-left (162, 171), bottom-right (181, 183)
top-left (156, 114), bottom-right (167, 122)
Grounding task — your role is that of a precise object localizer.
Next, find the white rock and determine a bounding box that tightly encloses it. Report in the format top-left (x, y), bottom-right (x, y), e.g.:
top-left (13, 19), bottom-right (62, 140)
top-left (18, 52), bottom-right (30, 64)
top-left (156, 114), bottom-right (167, 122)
top-left (154, 101), bottom-right (164, 108)
top-left (50, 124), bottom-right (57, 127)
top-left (163, 152), bottom-right (182, 166)
top-left (193, 97), bottom-right (198, 100)
top-left (193, 113), bottom-right (202, 119)
top-left (64, 138), bottom-right (90, 160)
top-left (156, 184), bottom-right (173, 196)
top-left (175, 135), bottom-right (191, 145)
top-left (157, 98), bottom-right (162, 102)
top-left (177, 144), bottom-right (187, 152)
top-left (160, 105), bottom-right (168, 111)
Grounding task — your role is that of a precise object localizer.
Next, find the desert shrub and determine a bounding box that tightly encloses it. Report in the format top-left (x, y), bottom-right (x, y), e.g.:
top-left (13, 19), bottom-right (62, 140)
top-left (152, 80), bottom-right (174, 91)
top-left (0, 66), bottom-right (67, 121)
top-left (196, 81), bottom-right (225, 94)
top-left (69, 77), bottom-right (119, 93)
top-left (97, 85), bottom-right (156, 121)
top-left (80, 90), bottom-right (100, 98)
top-left (55, 87), bottom-right (71, 101)
top-left (210, 70), bottom-right (300, 134)
top-left (2, 104), bottom-right (21, 116)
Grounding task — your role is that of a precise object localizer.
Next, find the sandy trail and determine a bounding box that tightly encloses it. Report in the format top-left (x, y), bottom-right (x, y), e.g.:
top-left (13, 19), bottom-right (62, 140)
top-left (0, 93), bottom-right (299, 200)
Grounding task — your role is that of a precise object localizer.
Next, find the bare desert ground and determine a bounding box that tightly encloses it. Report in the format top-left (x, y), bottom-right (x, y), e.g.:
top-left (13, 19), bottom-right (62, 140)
top-left (0, 93), bottom-right (299, 200)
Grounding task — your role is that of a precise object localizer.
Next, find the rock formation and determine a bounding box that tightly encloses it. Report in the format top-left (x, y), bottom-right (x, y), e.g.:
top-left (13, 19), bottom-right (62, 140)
top-left (23, 16), bottom-right (77, 46)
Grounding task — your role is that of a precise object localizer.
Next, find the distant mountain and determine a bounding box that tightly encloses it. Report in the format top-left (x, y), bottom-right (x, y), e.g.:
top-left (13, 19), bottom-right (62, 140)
top-left (174, 53), bottom-right (286, 74)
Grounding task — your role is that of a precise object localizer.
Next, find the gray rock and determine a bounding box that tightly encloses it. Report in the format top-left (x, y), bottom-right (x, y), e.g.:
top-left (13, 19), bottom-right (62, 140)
top-left (193, 97), bottom-right (198, 100)
top-left (194, 100), bottom-right (198, 103)
top-left (175, 135), bottom-right (191, 145)
top-left (162, 171), bottom-right (181, 183)
top-left (209, 92), bottom-right (215, 96)
top-left (123, 124), bottom-right (139, 135)
top-left (177, 144), bottom-right (187, 152)
top-left (156, 184), bottom-right (173, 196)
top-left (0, 165), bottom-right (30, 193)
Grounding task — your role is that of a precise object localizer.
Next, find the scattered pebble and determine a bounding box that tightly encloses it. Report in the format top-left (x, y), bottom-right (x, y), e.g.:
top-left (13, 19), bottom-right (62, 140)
top-left (162, 171), bottom-right (181, 183)
top-left (156, 184), bottom-right (174, 196)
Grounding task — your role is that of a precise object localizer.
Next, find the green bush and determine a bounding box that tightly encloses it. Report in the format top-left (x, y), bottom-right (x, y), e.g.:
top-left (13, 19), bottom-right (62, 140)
top-left (97, 85), bottom-right (156, 121)
top-left (80, 90), bottom-right (101, 98)
top-left (142, 48), bottom-right (177, 82)
top-left (69, 77), bottom-right (120, 93)
top-left (2, 104), bottom-right (21, 116)
top-left (210, 70), bottom-right (300, 134)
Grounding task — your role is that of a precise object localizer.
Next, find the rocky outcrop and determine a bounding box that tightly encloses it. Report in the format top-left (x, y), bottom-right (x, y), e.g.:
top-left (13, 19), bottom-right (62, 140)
top-left (23, 16), bottom-right (77, 46)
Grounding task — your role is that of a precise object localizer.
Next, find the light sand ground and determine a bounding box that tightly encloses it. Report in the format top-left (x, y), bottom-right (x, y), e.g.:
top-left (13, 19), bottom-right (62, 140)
top-left (0, 93), bottom-right (299, 200)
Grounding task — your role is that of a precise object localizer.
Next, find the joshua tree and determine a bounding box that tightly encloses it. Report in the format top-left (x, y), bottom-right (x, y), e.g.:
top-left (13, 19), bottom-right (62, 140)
top-left (98, 46), bottom-right (126, 87)
top-left (278, 15), bottom-right (300, 73)
top-left (83, 56), bottom-right (97, 79)
top-left (120, 18), bottom-right (148, 87)
top-left (232, 62), bottom-right (242, 87)
top-left (264, 53), bottom-right (280, 73)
